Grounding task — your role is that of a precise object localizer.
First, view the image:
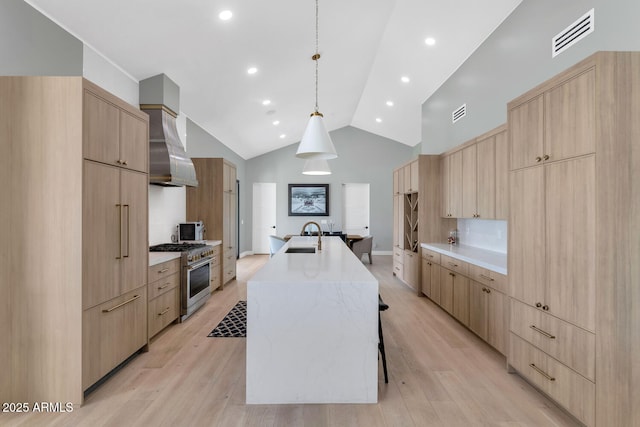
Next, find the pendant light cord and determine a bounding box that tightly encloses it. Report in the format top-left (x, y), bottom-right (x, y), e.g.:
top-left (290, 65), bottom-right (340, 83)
top-left (314, 0), bottom-right (319, 113)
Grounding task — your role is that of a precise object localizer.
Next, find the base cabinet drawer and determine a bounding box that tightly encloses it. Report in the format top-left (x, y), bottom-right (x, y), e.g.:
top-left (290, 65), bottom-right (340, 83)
top-left (510, 299), bottom-right (595, 381)
top-left (148, 286), bottom-right (179, 338)
top-left (83, 286), bottom-right (147, 389)
top-left (393, 259), bottom-right (404, 280)
top-left (148, 258), bottom-right (180, 283)
top-left (223, 247), bottom-right (236, 284)
top-left (509, 333), bottom-right (595, 427)
top-left (147, 272), bottom-right (179, 300)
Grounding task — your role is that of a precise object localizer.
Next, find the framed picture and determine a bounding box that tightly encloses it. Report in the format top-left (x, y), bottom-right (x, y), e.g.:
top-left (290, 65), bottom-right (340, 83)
top-left (288, 184), bottom-right (329, 216)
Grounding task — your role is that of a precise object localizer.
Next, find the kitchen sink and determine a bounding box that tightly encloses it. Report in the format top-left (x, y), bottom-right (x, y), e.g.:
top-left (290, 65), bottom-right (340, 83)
top-left (285, 247), bottom-right (316, 254)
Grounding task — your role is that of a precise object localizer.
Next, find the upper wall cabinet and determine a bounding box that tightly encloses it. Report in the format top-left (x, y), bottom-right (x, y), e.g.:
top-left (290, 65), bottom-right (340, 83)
top-left (83, 82), bottom-right (149, 174)
top-left (442, 124), bottom-right (507, 220)
top-left (509, 69), bottom-right (595, 170)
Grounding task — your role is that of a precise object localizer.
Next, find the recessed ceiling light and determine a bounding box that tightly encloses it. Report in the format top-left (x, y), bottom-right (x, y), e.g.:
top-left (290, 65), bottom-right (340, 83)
top-left (425, 37), bottom-right (436, 46)
top-left (279, 134), bottom-right (286, 139)
top-left (401, 76), bottom-right (410, 83)
top-left (247, 67), bottom-right (258, 75)
top-left (219, 10), bottom-right (233, 21)
top-left (272, 120), bottom-right (280, 126)
top-left (386, 100), bottom-right (394, 107)
top-left (262, 99), bottom-right (271, 106)
top-left (376, 118), bottom-right (382, 123)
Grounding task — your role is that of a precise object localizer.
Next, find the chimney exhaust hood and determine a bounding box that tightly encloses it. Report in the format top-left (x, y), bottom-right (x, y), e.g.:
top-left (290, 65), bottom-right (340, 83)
top-left (139, 73), bottom-right (198, 187)
top-left (141, 104), bottom-right (198, 187)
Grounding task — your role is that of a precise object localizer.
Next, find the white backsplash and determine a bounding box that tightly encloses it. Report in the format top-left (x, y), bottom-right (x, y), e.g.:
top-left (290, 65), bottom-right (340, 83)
top-left (456, 219), bottom-right (507, 254)
top-left (148, 185), bottom-right (186, 245)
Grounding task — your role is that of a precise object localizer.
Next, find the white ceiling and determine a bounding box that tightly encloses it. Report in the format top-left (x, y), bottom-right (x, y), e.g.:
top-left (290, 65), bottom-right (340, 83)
top-left (26, 0), bottom-right (521, 159)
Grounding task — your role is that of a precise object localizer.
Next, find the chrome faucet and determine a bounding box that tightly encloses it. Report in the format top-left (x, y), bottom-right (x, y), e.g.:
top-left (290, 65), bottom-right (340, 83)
top-left (300, 221), bottom-right (322, 251)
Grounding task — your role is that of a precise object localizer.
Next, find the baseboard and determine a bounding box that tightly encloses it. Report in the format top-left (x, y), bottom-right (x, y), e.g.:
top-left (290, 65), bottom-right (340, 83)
top-left (239, 251), bottom-right (254, 258)
top-left (372, 250), bottom-right (393, 256)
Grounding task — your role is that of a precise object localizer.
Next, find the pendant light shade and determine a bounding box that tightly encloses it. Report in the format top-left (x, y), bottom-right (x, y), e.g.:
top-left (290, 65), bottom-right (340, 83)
top-left (302, 158), bottom-right (332, 175)
top-left (296, 113), bottom-right (337, 160)
top-left (295, 0), bottom-right (337, 161)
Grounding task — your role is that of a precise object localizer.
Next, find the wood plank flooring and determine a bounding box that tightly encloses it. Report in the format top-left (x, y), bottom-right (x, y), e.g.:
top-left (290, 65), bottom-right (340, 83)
top-left (3, 255), bottom-right (580, 426)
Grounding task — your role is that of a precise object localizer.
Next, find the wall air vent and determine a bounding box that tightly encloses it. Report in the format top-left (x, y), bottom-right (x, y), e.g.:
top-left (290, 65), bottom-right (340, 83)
top-left (552, 8), bottom-right (594, 57)
top-left (452, 104), bottom-right (466, 124)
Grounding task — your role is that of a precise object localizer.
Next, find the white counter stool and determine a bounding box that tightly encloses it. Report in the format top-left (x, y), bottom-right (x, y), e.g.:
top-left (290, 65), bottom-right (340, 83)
top-left (379, 294), bottom-right (389, 383)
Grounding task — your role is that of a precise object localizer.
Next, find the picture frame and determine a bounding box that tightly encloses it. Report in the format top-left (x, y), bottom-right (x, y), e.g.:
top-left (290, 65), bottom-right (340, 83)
top-left (288, 184), bottom-right (329, 216)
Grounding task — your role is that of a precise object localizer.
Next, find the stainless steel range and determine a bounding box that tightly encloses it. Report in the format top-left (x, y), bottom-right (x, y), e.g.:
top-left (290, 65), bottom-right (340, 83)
top-left (150, 243), bottom-right (215, 321)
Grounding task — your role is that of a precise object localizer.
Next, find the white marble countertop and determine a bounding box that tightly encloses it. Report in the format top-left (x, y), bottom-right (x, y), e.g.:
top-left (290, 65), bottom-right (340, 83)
top-left (250, 235), bottom-right (377, 284)
top-left (421, 243), bottom-right (507, 275)
top-left (148, 240), bottom-right (223, 266)
top-left (247, 235), bottom-right (379, 404)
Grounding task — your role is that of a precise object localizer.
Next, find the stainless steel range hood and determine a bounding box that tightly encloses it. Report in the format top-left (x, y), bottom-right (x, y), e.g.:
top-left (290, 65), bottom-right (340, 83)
top-left (141, 104), bottom-right (198, 187)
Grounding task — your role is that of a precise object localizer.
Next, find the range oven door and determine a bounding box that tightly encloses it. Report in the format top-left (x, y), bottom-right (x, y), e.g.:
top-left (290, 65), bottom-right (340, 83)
top-left (184, 257), bottom-right (211, 315)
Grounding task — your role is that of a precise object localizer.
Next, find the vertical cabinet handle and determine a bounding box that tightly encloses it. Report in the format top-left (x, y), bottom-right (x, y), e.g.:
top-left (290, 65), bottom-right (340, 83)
top-left (116, 204), bottom-right (122, 259)
top-left (123, 204), bottom-right (130, 258)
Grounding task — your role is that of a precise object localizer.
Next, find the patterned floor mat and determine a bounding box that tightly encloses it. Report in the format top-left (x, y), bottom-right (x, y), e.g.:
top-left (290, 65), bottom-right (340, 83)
top-left (207, 301), bottom-right (246, 337)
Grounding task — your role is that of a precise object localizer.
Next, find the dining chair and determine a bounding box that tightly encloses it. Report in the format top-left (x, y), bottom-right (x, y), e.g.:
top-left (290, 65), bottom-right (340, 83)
top-left (268, 235), bottom-right (286, 257)
top-left (351, 236), bottom-right (373, 264)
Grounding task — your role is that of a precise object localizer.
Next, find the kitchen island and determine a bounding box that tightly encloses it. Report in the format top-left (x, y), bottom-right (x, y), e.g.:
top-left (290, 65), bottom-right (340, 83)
top-left (246, 236), bottom-right (379, 404)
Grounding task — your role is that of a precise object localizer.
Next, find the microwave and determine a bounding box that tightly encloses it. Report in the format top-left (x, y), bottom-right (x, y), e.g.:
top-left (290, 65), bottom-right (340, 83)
top-left (178, 221), bottom-right (204, 241)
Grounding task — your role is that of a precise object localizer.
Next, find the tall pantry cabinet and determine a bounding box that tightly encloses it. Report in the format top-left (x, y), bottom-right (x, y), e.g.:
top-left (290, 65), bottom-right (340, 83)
top-left (507, 52), bottom-right (640, 427)
top-left (187, 158), bottom-right (237, 287)
top-left (393, 155), bottom-right (451, 292)
top-left (0, 77), bottom-right (149, 405)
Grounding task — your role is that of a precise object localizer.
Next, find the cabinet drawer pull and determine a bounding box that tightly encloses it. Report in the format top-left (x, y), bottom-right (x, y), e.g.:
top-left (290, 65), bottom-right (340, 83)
top-left (158, 283), bottom-right (170, 290)
top-left (449, 272), bottom-right (455, 277)
top-left (448, 262), bottom-right (458, 267)
top-left (529, 363), bottom-right (555, 381)
top-left (158, 268), bottom-right (170, 273)
top-left (102, 294), bottom-right (140, 313)
top-left (529, 325), bottom-right (556, 339)
top-left (479, 274), bottom-right (494, 281)
top-left (158, 307), bottom-right (170, 316)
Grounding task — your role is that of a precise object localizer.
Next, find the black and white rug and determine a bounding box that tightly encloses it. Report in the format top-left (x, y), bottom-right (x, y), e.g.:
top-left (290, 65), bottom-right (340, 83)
top-left (208, 301), bottom-right (246, 338)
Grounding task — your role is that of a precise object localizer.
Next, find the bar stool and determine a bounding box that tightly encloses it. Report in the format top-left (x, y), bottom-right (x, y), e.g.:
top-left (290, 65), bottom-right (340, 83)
top-left (378, 294), bottom-right (389, 383)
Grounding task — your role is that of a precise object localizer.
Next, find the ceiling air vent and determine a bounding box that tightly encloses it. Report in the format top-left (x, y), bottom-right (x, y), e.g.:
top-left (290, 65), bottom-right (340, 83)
top-left (452, 104), bottom-right (466, 124)
top-left (552, 8), bottom-right (594, 57)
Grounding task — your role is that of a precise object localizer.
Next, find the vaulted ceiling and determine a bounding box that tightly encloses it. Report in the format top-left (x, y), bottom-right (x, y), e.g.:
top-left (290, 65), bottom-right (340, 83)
top-left (26, 0), bottom-right (522, 159)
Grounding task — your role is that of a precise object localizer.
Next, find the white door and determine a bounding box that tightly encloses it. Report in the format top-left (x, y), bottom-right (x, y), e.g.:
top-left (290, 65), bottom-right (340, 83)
top-left (342, 183), bottom-right (370, 236)
top-left (252, 183), bottom-right (277, 254)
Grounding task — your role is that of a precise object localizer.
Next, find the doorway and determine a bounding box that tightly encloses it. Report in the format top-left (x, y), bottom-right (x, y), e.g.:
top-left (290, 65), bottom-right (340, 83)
top-left (342, 183), bottom-right (370, 236)
top-left (252, 182), bottom-right (277, 254)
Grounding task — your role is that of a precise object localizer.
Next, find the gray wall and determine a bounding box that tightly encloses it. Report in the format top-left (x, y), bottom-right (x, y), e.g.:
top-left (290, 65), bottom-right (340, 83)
top-left (0, 0), bottom-right (82, 75)
top-left (245, 126), bottom-right (415, 253)
top-left (421, 0), bottom-right (640, 154)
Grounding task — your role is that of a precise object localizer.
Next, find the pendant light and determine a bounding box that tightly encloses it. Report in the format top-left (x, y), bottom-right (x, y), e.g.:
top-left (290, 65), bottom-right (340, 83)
top-left (302, 158), bottom-right (332, 175)
top-left (296, 0), bottom-right (337, 160)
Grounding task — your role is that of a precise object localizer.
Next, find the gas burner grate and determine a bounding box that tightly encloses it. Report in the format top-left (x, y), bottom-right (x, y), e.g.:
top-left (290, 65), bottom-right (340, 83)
top-left (150, 243), bottom-right (206, 252)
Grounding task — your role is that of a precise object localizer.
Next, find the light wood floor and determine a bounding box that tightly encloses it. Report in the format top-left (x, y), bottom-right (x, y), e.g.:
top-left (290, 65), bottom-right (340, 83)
top-left (4, 255), bottom-right (579, 426)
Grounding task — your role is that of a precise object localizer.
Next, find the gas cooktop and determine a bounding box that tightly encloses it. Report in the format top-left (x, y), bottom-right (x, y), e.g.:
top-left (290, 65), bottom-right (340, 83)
top-left (149, 243), bottom-right (206, 252)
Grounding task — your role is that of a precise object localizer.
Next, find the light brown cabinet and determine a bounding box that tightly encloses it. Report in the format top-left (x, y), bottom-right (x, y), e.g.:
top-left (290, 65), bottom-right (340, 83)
top-left (83, 286), bottom-right (147, 390)
top-left (441, 150), bottom-right (462, 218)
top-left (83, 86), bottom-right (148, 174)
top-left (507, 52), bottom-right (640, 426)
top-left (421, 249), bottom-right (441, 302)
top-left (509, 69), bottom-right (595, 171)
top-left (187, 158), bottom-right (237, 286)
top-left (210, 245), bottom-right (222, 292)
top-left (83, 162), bottom-right (148, 308)
top-left (448, 124), bottom-right (507, 219)
top-left (392, 156), bottom-right (450, 294)
top-left (147, 259), bottom-right (180, 338)
top-left (469, 279), bottom-right (508, 355)
top-left (0, 77), bottom-right (150, 405)
top-left (509, 155), bottom-right (595, 332)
